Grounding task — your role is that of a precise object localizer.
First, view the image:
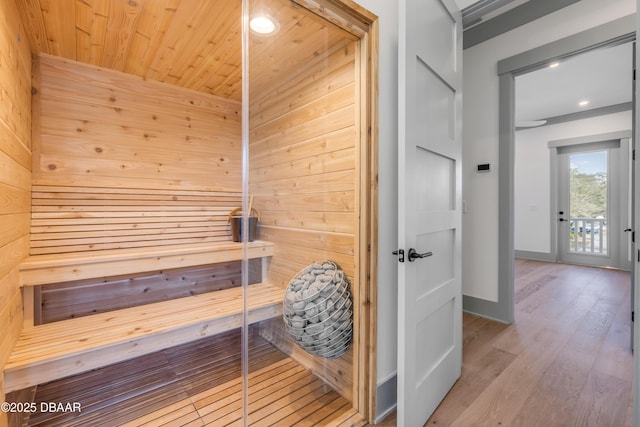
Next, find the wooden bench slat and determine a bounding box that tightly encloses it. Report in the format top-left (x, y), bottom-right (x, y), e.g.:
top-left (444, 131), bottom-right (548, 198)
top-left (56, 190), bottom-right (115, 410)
top-left (4, 283), bottom-right (283, 393)
top-left (14, 291), bottom-right (245, 343)
top-left (20, 241), bottom-right (274, 286)
top-left (15, 283), bottom-right (280, 343)
top-left (11, 285), bottom-right (279, 354)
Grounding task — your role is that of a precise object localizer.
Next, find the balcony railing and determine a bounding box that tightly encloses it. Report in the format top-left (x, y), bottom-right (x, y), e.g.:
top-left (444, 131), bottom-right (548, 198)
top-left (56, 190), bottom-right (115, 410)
top-left (569, 217), bottom-right (607, 255)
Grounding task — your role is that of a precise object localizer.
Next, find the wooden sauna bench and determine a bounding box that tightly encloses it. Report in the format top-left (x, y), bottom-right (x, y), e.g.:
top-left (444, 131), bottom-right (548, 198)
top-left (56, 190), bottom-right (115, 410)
top-left (4, 241), bottom-right (282, 394)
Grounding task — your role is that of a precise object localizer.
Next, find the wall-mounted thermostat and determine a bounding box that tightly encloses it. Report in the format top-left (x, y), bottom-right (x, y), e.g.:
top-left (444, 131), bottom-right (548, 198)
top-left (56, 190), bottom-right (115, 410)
top-left (477, 163), bottom-right (490, 172)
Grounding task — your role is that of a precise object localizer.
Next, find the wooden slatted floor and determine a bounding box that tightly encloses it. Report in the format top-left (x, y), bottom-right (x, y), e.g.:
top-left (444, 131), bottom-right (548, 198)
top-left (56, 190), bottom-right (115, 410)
top-left (8, 328), bottom-right (364, 426)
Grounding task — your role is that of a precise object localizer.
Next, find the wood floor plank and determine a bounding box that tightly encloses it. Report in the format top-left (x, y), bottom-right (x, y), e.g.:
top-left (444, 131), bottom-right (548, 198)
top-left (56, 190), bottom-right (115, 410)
top-left (16, 328), bottom-right (357, 426)
top-left (248, 375), bottom-right (327, 423)
top-left (247, 379), bottom-right (331, 426)
top-left (292, 395), bottom-right (351, 426)
top-left (118, 398), bottom-right (200, 427)
top-left (592, 299), bottom-right (633, 380)
top-left (424, 260), bottom-right (633, 427)
top-left (327, 409), bottom-right (367, 426)
top-left (572, 371), bottom-right (631, 427)
top-left (277, 389), bottom-right (345, 426)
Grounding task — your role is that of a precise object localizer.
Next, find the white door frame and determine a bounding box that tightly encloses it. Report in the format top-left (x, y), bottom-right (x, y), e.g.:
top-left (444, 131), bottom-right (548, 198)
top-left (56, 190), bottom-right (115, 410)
top-left (549, 132), bottom-right (632, 270)
top-left (634, 9), bottom-right (640, 424)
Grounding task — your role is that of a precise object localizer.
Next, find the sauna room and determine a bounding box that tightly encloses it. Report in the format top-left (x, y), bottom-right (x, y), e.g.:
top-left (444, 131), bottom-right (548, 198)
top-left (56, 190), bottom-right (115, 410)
top-left (0, 0), bottom-right (377, 425)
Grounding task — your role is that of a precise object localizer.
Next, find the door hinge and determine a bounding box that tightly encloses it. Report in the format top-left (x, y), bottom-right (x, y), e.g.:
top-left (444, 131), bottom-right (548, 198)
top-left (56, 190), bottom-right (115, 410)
top-left (634, 149), bottom-right (636, 161)
top-left (392, 249), bottom-right (405, 263)
top-left (633, 311), bottom-right (635, 322)
top-left (633, 231), bottom-right (635, 243)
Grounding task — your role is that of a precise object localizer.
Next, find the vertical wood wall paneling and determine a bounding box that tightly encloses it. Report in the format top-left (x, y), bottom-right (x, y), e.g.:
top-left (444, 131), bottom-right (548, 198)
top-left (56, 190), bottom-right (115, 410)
top-left (249, 34), bottom-right (359, 401)
top-left (0, 0), bottom-right (33, 421)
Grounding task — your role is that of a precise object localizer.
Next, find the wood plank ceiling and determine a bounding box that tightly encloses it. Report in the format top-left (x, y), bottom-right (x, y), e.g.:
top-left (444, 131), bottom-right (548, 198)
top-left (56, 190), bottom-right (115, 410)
top-left (15, 0), bottom-right (357, 101)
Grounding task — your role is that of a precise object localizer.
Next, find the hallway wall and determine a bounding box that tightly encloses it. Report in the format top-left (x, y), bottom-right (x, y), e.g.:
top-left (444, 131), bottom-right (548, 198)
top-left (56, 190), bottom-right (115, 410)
top-left (462, 0), bottom-right (636, 303)
top-left (515, 111), bottom-right (632, 255)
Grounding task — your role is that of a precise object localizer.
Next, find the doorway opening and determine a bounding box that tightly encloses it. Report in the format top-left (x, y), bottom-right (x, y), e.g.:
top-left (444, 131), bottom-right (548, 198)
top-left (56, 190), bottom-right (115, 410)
top-left (495, 15), bottom-right (636, 424)
top-left (513, 41), bottom-right (633, 272)
top-left (488, 16), bottom-right (636, 326)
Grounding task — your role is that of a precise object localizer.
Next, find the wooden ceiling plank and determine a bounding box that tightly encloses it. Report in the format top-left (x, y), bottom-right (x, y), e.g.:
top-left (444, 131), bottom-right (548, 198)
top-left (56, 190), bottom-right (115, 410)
top-left (168, 2), bottom-right (240, 86)
top-left (15, 0), bottom-right (50, 54)
top-left (248, 17), bottom-right (350, 99)
top-left (100, 0), bottom-right (145, 71)
top-left (72, 0), bottom-right (109, 66)
top-left (40, 0), bottom-right (77, 59)
top-left (28, 0), bottom-right (359, 101)
top-left (145, 0), bottom-right (215, 84)
top-left (177, 36), bottom-right (242, 99)
top-left (75, 0), bottom-right (93, 63)
top-left (196, 0), bottom-right (299, 100)
top-left (89, 0), bottom-right (109, 66)
top-left (187, 36), bottom-right (243, 101)
top-left (122, 0), bottom-right (175, 76)
top-left (199, 58), bottom-right (242, 102)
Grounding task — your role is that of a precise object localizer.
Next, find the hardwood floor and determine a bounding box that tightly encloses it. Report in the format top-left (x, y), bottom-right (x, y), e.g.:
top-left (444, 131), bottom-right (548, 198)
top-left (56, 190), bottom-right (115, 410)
top-left (7, 328), bottom-right (364, 426)
top-left (375, 260), bottom-right (633, 426)
top-left (8, 260), bottom-right (632, 426)
top-left (429, 259), bottom-right (633, 426)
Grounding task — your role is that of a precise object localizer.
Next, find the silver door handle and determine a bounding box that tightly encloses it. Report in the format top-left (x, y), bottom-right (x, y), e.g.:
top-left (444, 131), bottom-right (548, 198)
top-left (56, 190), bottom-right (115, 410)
top-left (408, 248), bottom-right (432, 262)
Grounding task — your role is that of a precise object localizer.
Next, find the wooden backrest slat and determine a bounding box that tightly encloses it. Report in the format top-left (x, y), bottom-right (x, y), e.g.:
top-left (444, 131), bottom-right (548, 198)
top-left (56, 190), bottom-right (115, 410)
top-left (30, 185), bottom-right (242, 256)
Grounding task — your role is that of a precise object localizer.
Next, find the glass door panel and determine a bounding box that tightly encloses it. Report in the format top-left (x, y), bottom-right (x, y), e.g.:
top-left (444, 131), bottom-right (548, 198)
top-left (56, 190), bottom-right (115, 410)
top-left (557, 142), bottom-right (628, 269)
top-left (243, 0), bottom-right (362, 423)
top-left (567, 150), bottom-right (608, 255)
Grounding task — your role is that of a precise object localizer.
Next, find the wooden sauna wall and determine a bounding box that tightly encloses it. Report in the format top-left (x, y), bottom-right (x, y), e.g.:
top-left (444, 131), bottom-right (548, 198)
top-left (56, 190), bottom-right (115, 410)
top-left (250, 40), bottom-right (359, 401)
top-left (30, 54), bottom-right (247, 321)
top-left (39, 263), bottom-right (254, 324)
top-left (32, 54), bottom-right (243, 255)
top-left (0, 0), bottom-right (32, 416)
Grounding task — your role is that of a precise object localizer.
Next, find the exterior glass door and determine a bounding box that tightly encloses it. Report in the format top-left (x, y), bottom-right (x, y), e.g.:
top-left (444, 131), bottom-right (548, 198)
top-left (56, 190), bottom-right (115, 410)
top-left (557, 141), bottom-right (630, 269)
top-left (567, 150), bottom-right (608, 256)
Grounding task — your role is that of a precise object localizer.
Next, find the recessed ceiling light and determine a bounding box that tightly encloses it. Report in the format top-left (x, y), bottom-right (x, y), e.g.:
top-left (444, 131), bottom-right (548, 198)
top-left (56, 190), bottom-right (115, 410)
top-left (578, 100), bottom-right (590, 107)
top-left (250, 16), bottom-right (277, 35)
top-left (549, 62), bottom-right (560, 69)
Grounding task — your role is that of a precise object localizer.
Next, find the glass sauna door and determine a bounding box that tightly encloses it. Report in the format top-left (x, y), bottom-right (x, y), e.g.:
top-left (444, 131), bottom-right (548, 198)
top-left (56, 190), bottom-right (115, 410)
top-left (242, 0), bottom-right (364, 424)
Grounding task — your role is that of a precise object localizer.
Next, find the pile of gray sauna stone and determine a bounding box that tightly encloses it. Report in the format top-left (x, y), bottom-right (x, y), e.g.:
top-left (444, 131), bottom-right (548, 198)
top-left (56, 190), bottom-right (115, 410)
top-left (283, 261), bottom-right (353, 359)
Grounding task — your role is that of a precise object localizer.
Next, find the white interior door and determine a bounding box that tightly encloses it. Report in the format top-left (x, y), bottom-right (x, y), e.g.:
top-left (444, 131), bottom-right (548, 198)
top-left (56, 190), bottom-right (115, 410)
top-left (397, 0), bottom-right (462, 425)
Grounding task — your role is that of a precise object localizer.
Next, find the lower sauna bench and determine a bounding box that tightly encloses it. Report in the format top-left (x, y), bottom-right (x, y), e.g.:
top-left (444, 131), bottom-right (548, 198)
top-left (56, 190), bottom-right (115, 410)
top-left (4, 282), bottom-right (283, 393)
